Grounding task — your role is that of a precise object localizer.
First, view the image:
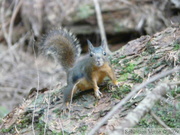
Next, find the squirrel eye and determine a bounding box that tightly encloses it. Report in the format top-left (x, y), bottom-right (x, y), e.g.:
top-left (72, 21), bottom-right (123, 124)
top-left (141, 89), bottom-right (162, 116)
top-left (90, 53), bottom-right (93, 57)
top-left (103, 52), bottom-right (106, 56)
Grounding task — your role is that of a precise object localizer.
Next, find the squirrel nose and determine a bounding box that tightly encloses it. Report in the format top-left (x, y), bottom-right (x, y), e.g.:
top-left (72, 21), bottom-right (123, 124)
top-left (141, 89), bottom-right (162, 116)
top-left (97, 57), bottom-right (101, 62)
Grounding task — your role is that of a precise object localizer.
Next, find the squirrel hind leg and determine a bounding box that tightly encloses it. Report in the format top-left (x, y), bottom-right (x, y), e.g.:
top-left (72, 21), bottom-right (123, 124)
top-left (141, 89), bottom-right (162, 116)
top-left (61, 84), bottom-right (78, 114)
top-left (72, 73), bottom-right (84, 84)
top-left (60, 103), bottom-right (69, 114)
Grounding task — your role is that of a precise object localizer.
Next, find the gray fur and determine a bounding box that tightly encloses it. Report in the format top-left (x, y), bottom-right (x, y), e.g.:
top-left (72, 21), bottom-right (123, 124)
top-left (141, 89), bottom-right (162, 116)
top-left (39, 28), bottom-right (81, 71)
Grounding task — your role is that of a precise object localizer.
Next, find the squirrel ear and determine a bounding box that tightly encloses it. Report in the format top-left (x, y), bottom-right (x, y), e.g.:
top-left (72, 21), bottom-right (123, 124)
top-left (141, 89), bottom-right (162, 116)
top-left (101, 39), bottom-right (106, 50)
top-left (87, 40), bottom-right (94, 51)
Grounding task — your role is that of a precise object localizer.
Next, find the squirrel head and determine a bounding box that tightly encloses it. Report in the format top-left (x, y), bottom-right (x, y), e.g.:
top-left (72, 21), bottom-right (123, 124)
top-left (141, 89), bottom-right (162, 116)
top-left (87, 40), bottom-right (107, 67)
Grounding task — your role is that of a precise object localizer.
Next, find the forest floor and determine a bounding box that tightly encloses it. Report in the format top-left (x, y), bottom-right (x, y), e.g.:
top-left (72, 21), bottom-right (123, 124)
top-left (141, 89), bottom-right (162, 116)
top-left (0, 26), bottom-right (179, 134)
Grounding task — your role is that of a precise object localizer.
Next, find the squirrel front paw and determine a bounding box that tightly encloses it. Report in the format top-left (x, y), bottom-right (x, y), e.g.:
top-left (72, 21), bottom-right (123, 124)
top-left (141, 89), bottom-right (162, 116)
top-left (94, 88), bottom-right (103, 99)
top-left (113, 80), bottom-right (120, 88)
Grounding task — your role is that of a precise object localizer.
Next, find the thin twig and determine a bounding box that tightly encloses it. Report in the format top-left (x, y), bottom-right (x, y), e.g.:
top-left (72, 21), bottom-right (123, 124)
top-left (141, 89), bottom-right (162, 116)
top-left (169, 82), bottom-right (180, 85)
top-left (8, 0), bottom-right (23, 47)
top-left (43, 92), bottom-right (51, 135)
top-left (93, 0), bottom-right (110, 53)
top-left (0, 0), bottom-right (15, 62)
top-left (31, 35), bottom-right (40, 135)
top-left (160, 97), bottom-right (179, 110)
top-left (44, 77), bottom-right (53, 135)
top-left (0, 32), bottom-right (30, 60)
top-left (0, 0), bottom-right (23, 63)
top-left (150, 111), bottom-right (179, 135)
top-left (58, 118), bottom-right (65, 135)
top-left (118, 0), bottom-right (133, 5)
top-left (88, 66), bottom-right (180, 135)
top-left (14, 125), bottom-right (20, 134)
top-left (131, 88), bottom-right (143, 100)
top-left (1, 0), bottom-right (9, 47)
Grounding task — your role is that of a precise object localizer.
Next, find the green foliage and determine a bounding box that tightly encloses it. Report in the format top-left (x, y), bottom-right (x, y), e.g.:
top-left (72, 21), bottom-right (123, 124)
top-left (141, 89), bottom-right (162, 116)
top-left (52, 132), bottom-right (64, 135)
top-left (80, 115), bottom-right (88, 120)
top-left (122, 59), bottom-right (130, 64)
top-left (118, 73), bottom-right (128, 81)
top-left (125, 63), bottom-right (136, 73)
top-left (144, 56), bottom-right (167, 76)
top-left (137, 86), bottom-right (180, 129)
top-left (154, 102), bottom-right (180, 128)
top-left (119, 55), bottom-right (126, 59)
top-left (111, 58), bottom-right (119, 65)
top-left (120, 63), bottom-right (136, 74)
top-left (18, 117), bottom-right (31, 128)
top-left (145, 41), bottom-right (156, 54)
top-left (136, 114), bottom-right (160, 128)
top-left (112, 84), bottom-right (131, 99)
top-left (152, 60), bottom-right (166, 69)
top-left (80, 125), bottom-right (88, 132)
top-left (144, 67), bottom-right (150, 76)
top-left (173, 43), bottom-right (180, 51)
top-left (109, 34), bottom-right (180, 130)
top-left (131, 74), bottom-right (143, 83)
top-left (52, 108), bottom-right (60, 114)
top-left (52, 131), bottom-right (70, 135)
top-left (35, 121), bottom-right (47, 135)
top-left (147, 56), bottom-right (158, 64)
top-left (169, 86), bottom-right (180, 97)
top-left (141, 51), bottom-right (150, 56)
top-left (1, 126), bottom-right (14, 133)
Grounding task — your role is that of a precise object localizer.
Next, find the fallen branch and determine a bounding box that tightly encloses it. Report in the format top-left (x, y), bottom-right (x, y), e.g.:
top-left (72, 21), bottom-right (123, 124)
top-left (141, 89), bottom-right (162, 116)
top-left (88, 66), bottom-right (180, 135)
top-left (150, 111), bottom-right (179, 135)
top-left (111, 83), bottom-right (177, 135)
top-left (160, 97), bottom-right (179, 110)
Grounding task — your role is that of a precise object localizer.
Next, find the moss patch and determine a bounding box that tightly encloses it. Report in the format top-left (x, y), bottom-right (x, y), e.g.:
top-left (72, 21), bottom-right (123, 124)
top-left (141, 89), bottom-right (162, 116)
top-left (136, 86), bottom-right (180, 128)
top-left (173, 43), bottom-right (180, 51)
top-left (112, 84), bottom-right (131, 99)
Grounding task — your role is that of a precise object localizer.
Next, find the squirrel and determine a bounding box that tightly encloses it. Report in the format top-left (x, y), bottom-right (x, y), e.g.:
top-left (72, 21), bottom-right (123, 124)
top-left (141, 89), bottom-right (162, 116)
top-left (40, 28), bottom-right (118, 107)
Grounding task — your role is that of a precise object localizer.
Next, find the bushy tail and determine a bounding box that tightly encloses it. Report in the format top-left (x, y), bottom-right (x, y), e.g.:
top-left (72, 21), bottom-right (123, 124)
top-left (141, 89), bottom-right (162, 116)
top-left (40, 28), bottom-right (81, 72)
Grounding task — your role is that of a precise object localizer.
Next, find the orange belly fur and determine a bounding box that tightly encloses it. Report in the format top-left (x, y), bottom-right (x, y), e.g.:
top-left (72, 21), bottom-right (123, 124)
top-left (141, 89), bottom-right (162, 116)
top-left (76, 62), bottom-right (110, 91)
top-left (77, 72), bottom-right (107, 91)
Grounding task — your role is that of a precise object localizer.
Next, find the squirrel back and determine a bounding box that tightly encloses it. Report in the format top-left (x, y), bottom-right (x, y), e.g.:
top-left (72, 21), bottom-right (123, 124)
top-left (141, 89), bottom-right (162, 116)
top-left (40, 28), bottom-right (81, 71)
